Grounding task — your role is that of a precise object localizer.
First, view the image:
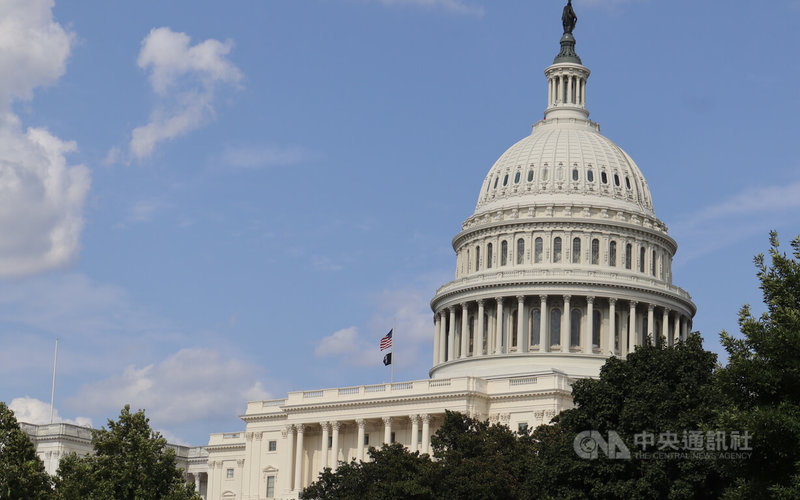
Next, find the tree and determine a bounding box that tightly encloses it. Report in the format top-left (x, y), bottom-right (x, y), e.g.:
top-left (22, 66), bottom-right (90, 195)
top-left (526, 335), bottom-right (725, 499)
top-left (716, 232), bottom-right (800, 499)
top-left (54, 405), bottom-right (200, 500)
top-left (0, 401), bottom-right (53, 499)
top-left (300, 442), bottom-right (436, 500)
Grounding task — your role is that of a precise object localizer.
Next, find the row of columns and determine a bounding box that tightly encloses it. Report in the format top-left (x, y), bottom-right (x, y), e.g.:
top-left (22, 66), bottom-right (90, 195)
top-left (285, 414), bottom-right (433, 492)
top-left (548, 73), bottom-right (586, 107)
top-left (433, 295), bottom-right (691, 365)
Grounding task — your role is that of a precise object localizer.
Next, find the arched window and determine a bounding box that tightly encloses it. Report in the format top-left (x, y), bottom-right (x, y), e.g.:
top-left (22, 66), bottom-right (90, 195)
top-left (466, 249), bottom-right (470, 272)
top-left (570, 309), bottom-right (581, 346)
top-left (609, 241), bottom-right (617, 267)
top-left (534, 237), bottom-right (543, 263)
top-left (601, 171), bottom-right (608, 184)
top-left (625, 244), bottom-right (632, 270)
top-left (660, 254), bottom-right (665, 279)
top-left (614, 174), bottom-right (621, 186)
top-left (475, 246), bottom-right (481, 271)
top-left (640, 247), bottom-right (646, 273)
top-left (527, 169), bottom-right (534, 182)
top-left (553, 237), bottom-right (562, 263)
top-left (625, 176), bottom-right (632, 189)
top-left (517, 238), bottom-right (524, 265)
top-left (591, 238), bottom-right (599, 265)
top-left (487, 243), bottom-right (493, 269)
top-left (572, 168), bottom-right (579, 181)
top-left (587, 169), bottom-right (594, 182)
top-left (531, 309), bottom-right (541, 346)
top-left (593, 310), bottom-right (601, 347)
top-left (542, 168), bottom-right (549, 181)
top-left (550, 308), bottom-right (561, 346)
top-left (572, 238), bottom-right (581, 264)
top-left (503, 174), bottom-right (509, 186)
top-left (651, 249), bottom-right (657, 276)
top-left (501, 241), bottom-right (508, 266)
top-left (493, 177), bottom-right (498, 189)
top-left (514, 172), bottom-right (521, 184)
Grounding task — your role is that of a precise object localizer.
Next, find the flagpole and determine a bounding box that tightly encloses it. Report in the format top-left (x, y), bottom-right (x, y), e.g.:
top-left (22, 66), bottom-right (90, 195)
top-left (50, 337), bottom-right (58, 424)
top-left (391, 319), bottom-right (395, 384)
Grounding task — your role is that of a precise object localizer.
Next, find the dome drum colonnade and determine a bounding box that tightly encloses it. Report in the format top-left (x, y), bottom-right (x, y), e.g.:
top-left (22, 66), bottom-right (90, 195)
top-left (429, 23), bottom-right (695, 379)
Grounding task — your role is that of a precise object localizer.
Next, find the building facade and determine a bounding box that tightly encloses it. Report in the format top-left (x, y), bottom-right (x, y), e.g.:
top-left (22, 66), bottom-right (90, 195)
top-left (202, 11), bottom-right (695, 500)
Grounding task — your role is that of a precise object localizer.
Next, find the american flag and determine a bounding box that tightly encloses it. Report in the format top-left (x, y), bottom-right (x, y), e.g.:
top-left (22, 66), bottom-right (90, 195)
top-left (379, 329), bottom-right (393, 351)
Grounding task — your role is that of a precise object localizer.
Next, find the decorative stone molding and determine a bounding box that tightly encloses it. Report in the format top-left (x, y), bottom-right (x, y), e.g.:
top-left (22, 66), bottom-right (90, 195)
top-left (356, 419), bottom-right (366, 430)
top-left (236, 459), bottom-right (245, 467)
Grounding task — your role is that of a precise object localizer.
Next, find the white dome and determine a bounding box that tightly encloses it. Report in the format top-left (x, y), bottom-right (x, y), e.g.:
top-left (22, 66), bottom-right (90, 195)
top-left (475, 117), bottom-right (655, 218)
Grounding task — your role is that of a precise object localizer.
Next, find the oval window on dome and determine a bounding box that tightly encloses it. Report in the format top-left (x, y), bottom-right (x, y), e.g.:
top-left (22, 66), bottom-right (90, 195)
top-left (587, 170), bottom-right (594, 182)
top-left (503, 174), bottom-right (509, 186)
top-left (527, 169), bottom-right (534, 182)
top-left (625, 176), bottom-right (632, 189)
top-left (514, 172), bottom-right (521, 184)
top-left (601, 172), bottom-right (608, 184)
top-left (572, 169), bottom-right (579, 181)
top-left (493, 177), bottom-right (499, 189)
top-left (542, 168), bottom-right (549, 181)
top-left (614, 174), bottom-right (621, 187)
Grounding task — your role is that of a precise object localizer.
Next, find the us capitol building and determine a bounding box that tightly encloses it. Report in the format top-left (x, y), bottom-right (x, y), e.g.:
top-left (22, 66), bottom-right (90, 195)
top-left (23, 5), bottom-right (695, 500)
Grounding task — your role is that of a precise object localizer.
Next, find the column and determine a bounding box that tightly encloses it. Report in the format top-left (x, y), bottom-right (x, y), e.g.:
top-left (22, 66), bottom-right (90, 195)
top-left (662, 309), bottom-right (670, 347)
top-left (566, 75), bottom-right (573, 103)
top-left (293, 424), bottom-right (305, 491)
top-left (410, 415), bottom-right (419, 451)
top-left (356, 419), bottom-right (365, 461)
top-left (680, 316), bottom-right (687, 340)
top-left (447, 308), bottom-right (456, 361)
top-left (320, 422), bottom-right (329, 469)
top-left (433, 313), bottom-right (441, 365)
top-left (517, 296), bottom-right (526, 352)
top-left (584, 297), bottom-right (594, 354)
top-left (629, 301), bottom-right (638, 352)
top-left (460, 303), bottom-right (469, 358)
top-left (194, 474), bottom-right (200, 495)
top-left (477, 300), bottom-right (485, 355)
top-left (421, 414), bottom-right (431, 455)
top-left (330, 421), bottom-right (340, 469)
top-left (438, 312), bottom-right (447, 363)
top-left (548, 77), bottom-right (552, 105)
top-left (540, 295), bottom-right (549, 352)
top-left (286, 425), bottom-right (295, 490)
top-left (673, 313), bottom-right (680, 347)
top-left (495, 297), bottom-right (504, 354)
top-left (562, 295), bottom-right (571, 353)
top-left (243, 432), bottom-right (253, 497)
top-left (383, 417), bottom-right (392, 445)
top-left (647, 304), bottom-right (655, 346)
top-left (609, 299), bottom-right (617, 355)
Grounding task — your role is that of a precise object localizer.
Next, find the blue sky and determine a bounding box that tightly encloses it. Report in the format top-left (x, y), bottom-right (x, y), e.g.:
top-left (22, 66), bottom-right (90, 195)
top-left (1, 0), bottom-right (799, 445)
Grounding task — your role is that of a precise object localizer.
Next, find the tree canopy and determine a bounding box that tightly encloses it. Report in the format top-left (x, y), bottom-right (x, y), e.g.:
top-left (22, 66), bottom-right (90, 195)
top-left (54, 405), bottom-right (200, 500)
top-left (0, 401), bottom-right (52, 500)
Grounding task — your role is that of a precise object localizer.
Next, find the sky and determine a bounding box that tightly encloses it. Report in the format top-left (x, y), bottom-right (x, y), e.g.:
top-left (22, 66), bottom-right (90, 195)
top-left (1, 0), bottom-right (799, 446)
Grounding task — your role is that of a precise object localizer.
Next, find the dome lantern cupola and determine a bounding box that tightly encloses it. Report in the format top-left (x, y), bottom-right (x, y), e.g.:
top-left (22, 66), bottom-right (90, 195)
top-left (545, 0), bottom-right (590, 121)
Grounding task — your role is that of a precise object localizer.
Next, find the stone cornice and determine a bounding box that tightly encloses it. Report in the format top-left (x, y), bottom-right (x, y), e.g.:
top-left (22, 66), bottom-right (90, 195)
top-left (430, 273), bottom-right (695, 313)
top-left (205, 443), bottom-right (246, 452)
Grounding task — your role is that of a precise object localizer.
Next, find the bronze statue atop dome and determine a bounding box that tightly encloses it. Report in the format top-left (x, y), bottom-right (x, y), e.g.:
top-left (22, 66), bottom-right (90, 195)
top-left (562, 0), bottom-right (577, 34)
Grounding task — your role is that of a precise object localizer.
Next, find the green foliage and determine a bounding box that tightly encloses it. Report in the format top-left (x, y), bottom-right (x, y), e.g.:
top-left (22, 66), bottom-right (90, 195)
top-left (0, 401), bottom-right (53, 500)
top-left (300, 442), bottom-right (436, 500)
top-left (54, 405), bottom-right (200, 500)
top-left (716, 232), bottom-right (800, 499)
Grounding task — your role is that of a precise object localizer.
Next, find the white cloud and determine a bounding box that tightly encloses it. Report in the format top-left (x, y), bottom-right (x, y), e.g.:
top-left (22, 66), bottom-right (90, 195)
top-left (10, 396), bottom-right (92, 427)
top-left (691, 181), bottom-right (800, 224)
top-left (314, 327), bottom-right (378, 366)
top-left (0, 0), bottom-right (90, 277)
top-left (222, 144), bottom-right (314, 169)
top-left (70, 348), bottom-right (271, 426)
top-left (128, 198), bottom-right (164, 223)
top-left (374, 0), bottom-right (484, 16)
top-left (129, 27), bottom-right (243, 160)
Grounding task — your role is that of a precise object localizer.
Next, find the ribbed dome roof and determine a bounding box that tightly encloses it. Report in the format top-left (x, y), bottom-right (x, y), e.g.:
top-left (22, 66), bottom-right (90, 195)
top-left (474, 117), bottom-right (655, 218)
